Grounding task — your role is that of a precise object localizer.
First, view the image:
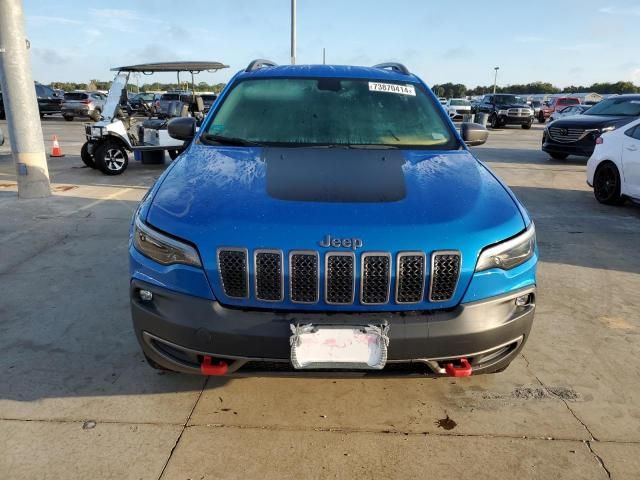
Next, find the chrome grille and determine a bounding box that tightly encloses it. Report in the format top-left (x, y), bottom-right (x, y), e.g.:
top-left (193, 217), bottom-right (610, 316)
top-left (361, 253), bottom-right (391, 305)
top-left (325, 253), bottom-right (355, 304)
top-left (548, 127), bottom-right (587, 143)
top-left (290, 251), bottom-right (319, 303)
top-left (507, 108), bottom-right (532, 117)
top-left (395, 253), bottom-right (426, 304)
top-left (218, 248), bottom-right (249, 299)
top-left (430, 252), bottom-right (461, 302)
top-left (254, 250), bottom-right (283, 301)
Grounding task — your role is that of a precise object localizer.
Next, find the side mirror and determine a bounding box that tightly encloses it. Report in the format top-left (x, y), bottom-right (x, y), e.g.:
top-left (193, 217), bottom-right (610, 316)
top-left (461, 122), bottom-right (489, 147)
top-left (168, 117), bottom-right (196, 141)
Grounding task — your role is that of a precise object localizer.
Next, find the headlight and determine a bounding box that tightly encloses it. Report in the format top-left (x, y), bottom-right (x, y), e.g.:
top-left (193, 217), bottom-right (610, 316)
top-left (475, 223), bottom-right (536, 272)
top-left (498, 109), bottom-right (508, 115)
top-left (133, 217), bottom-right (202, 267)
top-left (600, 126), bottom-right (616, 133)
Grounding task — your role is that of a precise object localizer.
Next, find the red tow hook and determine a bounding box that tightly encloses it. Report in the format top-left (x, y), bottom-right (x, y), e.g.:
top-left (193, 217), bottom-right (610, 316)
top-left (445, 358), bottom-right (473, 377)
top-left (200, 355), bottom-right (228, 376)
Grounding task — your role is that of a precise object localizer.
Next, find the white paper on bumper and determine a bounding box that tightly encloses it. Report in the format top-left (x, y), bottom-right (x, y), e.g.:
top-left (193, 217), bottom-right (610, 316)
top-left (290, 323), bottom-right (390, 370)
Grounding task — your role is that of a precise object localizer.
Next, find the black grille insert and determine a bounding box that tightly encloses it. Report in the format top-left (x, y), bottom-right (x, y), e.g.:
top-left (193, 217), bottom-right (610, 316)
top-left (361, 254), bottom-right (391, 304)
top-left (255, 251), bottom-right (283, 301)
top-left (396, 253), bottom-right (425, 303)
top-left (430, 252), bottom-right (461, 302)
top-left (325, 253), bottom-right (355, 304)
top-left (218, 249), bottom-right (248, 298)
top-left (290, 252), bottom-right (319, 303)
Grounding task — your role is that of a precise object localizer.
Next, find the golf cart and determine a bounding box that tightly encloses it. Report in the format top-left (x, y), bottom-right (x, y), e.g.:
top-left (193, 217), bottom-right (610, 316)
top-left (81, 61), bottom-right (228, 175)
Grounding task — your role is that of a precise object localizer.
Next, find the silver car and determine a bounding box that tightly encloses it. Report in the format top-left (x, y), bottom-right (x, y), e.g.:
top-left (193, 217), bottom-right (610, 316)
top-left (62, 91), bottom-right (106, 121)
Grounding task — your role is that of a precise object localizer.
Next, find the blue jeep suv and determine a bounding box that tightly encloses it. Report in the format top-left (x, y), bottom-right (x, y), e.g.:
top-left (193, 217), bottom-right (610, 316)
top-left (129, 60), bottom-right (537, 377)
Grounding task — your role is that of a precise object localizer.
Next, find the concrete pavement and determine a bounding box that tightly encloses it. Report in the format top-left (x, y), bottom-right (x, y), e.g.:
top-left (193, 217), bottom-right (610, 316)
top-left (1, 119), bottom-right (639, 479)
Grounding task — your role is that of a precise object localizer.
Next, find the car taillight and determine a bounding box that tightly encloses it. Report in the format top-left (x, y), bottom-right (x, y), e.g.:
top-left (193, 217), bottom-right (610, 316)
top-left (595, 137), bottom-right (604, 145)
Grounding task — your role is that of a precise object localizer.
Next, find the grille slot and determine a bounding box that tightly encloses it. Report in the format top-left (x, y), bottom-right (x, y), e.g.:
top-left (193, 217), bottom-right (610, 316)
top-left (361, 253), bottom-right (391, 305)
top-left (395, 252), bottom-right (426, 304)
top-left (218, 248), bottom-right (249, 299)
top-left (289, 251), bottom-right (319, 303)
top-left (430, 251), bottom-right (461, 302)
top-left (325, 253), bottom-right (355, 304)
top-left (548, 127), bottom-right (588, 143)
top-left (254, 250), bottom-right (283, 301)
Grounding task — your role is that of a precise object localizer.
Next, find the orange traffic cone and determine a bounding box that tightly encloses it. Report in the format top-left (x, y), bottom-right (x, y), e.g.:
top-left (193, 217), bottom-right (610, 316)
top-left (50, 135), bottom-right (65, 157)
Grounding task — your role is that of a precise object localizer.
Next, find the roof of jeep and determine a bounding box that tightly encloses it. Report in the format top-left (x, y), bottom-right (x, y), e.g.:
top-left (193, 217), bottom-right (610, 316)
top-left (235, 64), bottom-right (421, 83)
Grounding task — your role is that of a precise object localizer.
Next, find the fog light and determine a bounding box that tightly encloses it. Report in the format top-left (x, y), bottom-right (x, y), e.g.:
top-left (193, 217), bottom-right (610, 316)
top-left (139, 289), bottom-right (153, 301)
top-left (515, 294), bottom-right (530, 307)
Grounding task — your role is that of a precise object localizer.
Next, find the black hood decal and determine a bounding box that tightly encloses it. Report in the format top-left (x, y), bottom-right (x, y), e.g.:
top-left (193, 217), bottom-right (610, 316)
top-left (264, 148), bottom-right (407, 203)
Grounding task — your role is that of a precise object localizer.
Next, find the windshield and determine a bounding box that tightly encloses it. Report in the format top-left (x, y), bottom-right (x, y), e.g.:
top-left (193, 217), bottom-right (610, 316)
top-left (494, 95), bottom-right (519, 105)
top-left (585, 98), bottom-right (640, 116)
top-left (450, 99), bottom-right (470, 106)
top-left (205, 78), bottom-right (456, 148)
top-left (64, 92), bottom-right (87, 100)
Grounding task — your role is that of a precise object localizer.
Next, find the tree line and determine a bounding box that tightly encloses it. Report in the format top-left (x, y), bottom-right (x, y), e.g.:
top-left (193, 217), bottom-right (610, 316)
top-left (432, 81), bottom-right (640, 98)
top-left (48, 80), bottom-right (227, 94)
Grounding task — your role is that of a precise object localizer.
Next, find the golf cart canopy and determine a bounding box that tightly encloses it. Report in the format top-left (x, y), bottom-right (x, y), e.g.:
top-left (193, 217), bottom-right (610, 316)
top-left (111, 62), bottom-right (229, 73)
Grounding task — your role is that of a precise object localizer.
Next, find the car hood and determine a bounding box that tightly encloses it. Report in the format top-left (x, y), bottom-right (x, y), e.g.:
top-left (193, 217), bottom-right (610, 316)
top-left (146, 143), bottom-right (526, 309)
top-left (549, 114), bottom-right (636, 129)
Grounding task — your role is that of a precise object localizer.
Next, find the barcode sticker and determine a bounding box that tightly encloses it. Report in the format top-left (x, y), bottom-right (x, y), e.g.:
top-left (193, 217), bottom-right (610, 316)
top-left (369, 82), bottom-right (416, 96)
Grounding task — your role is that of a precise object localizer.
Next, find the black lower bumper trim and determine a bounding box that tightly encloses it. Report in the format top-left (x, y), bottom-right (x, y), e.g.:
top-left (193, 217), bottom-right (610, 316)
top-left (131, 280), bottom-right (535, 375)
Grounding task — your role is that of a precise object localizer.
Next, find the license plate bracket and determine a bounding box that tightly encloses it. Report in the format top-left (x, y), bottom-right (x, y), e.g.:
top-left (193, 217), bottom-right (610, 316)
top-left (289, 323), bottom-right (389, 370)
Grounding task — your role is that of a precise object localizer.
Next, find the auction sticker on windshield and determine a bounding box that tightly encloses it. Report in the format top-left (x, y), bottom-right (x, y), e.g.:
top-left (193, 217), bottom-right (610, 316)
top-left (369, 82), bottom-right (416, 96)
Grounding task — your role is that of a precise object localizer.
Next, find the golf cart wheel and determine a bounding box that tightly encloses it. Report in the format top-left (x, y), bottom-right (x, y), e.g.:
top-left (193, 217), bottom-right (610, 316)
top-left (594, 161), bottom-right (625, 205)
top-left (168, 149), bottom-right (183, 160)
top-left (489, 114), bottom-right (500, 129)
top-left (80, 142), bottom-right (96, 169)
top-left (63, 114), bottom-right (74, 122)
top-left (95, 139), bottom-right (129, 175)
top-left (549, 152), bottom-right (568, 160)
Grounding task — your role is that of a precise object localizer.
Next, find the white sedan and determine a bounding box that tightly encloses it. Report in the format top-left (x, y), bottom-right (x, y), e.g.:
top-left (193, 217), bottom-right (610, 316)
top-left (587, 117), bottom-right (640, 204)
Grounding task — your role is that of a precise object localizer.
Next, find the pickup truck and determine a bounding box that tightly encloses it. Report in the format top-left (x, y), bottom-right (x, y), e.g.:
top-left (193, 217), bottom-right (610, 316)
top-left (475, 94), bottom-right (534, 129)
top-left (130, 61), bottom-right (538, 377)
top-left (0, 84), bottom-right (62, 119)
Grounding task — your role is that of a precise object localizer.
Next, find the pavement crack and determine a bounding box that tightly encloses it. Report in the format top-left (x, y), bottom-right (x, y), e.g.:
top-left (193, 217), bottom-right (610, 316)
top-left (585, 440), bottom-right (612, 479)
top-left (157, 376), bottom-right (208, 480)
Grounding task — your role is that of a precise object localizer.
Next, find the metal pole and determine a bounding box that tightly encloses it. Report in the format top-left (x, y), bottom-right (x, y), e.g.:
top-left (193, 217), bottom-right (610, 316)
top-left (290, 0), bottom-right (296, 65)
top-left (323, 48), bottom-right (326, 65)
top-left (493, 67), bottom-right (499, 94)
top-left (0, 0), bottom-right (50, 198)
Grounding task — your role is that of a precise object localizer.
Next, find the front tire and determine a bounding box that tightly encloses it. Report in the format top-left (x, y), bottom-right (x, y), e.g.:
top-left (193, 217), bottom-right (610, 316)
top-left (95, 139), bottom-right (129, 175)
top-left (549, 152), bottom-right (568, 160)
top-left (63, 114), bottom-right (74, 122)
top-left (521, 121), bottom-right (532, 130)
top-left (538, 112), bottom-right (545, 123)
top-left (80, 142), bottom-right (96, 168)
top-left (489, 113), bottom-right (500, 129)
top-left (594, 162), bottom-right (625, 205)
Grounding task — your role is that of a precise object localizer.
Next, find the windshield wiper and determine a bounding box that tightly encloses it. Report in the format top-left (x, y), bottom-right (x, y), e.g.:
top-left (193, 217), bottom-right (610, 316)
top-left (201, 134), bottom-right (262, 146)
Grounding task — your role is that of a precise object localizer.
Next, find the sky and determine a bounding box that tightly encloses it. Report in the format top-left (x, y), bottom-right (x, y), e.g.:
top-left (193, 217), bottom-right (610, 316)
top-left (22, 0), bottom-right (640, 88)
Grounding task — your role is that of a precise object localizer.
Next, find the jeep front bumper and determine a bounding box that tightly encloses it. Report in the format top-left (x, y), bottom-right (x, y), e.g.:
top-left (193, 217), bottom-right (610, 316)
top-left (131, 279), bottom-right (535, 376)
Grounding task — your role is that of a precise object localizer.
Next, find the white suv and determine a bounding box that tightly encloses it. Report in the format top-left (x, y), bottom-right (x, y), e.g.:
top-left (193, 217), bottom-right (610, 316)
top-left (445, 98), bottom-right (471, 120)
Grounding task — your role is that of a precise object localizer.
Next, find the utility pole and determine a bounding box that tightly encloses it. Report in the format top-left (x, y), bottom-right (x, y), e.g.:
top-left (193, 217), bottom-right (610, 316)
top-left (493, 66), bottom-right (500, 94)
top-left (0, 0), bottom-right (50, 198)
top-left (290, 0), bottom-right (296, 65)
top-left (322, 48), bottom-right (326, 65)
